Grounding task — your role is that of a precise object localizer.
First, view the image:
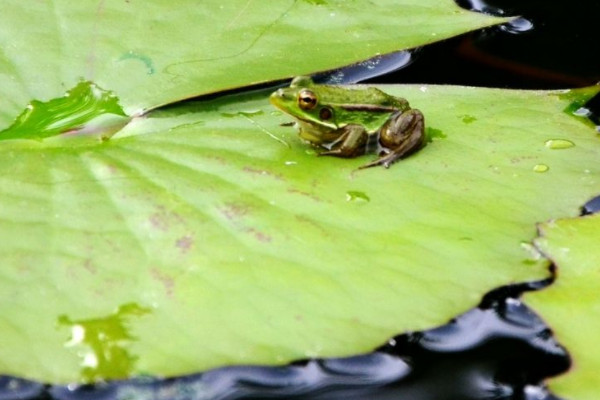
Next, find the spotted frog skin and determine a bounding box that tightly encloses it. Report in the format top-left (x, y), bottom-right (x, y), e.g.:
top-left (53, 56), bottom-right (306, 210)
top-left (270, 76), bottom-right (426, 169)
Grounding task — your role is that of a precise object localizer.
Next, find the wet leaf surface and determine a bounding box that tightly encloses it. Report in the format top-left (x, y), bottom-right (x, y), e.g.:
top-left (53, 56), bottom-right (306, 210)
top-left (1, 84), bottom-right (598, 382)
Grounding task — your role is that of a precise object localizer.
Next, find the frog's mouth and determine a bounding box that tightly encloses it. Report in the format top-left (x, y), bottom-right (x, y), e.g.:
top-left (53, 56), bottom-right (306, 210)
top-left (294, 115), bottom-right (337, 130)
top-left (270, 89), bottom-right (296, 109)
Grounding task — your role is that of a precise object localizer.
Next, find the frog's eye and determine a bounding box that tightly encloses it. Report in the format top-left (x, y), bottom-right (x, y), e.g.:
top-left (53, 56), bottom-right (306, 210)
top-left (319, 107), bottom-right (333, 120)
top-left (298, 89), bottom-right (318, 110)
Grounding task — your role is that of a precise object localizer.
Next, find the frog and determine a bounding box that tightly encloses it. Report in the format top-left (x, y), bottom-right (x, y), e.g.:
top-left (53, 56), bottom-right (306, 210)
top-left (269, 76), bottom-right (426, 169)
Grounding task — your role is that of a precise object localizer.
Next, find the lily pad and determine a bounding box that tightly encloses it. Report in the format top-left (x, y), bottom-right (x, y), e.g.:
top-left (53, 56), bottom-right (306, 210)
top-left (1, 84), bottom-right (598, 383)
top-left (525, 213), bottom-right (600, 400)
top-left (0, 0), bottom-right (509, 128)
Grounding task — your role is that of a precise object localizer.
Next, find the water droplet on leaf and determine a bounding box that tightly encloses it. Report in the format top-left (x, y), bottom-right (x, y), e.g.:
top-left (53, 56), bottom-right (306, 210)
top-left (460, 115), bottom-right (477, 124)
top-left (346, 191), bottom-right (370, 202)
top-left (425, 127), bottom-right (446, 143)
top-left (533, 164), bottom-right (549, 173)
top-left (573, 107), bottom-right (591, 117)
top-left (545, 139), bottom-right (574, 149)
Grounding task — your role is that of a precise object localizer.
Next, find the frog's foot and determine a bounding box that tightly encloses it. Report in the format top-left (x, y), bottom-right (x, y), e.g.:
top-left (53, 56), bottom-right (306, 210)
top-left (358, 150), bottom-right (402, 169)
top-left (360, 109), bottom-right (425, 169)
top-left (318, 124), bottom-right (368, 158)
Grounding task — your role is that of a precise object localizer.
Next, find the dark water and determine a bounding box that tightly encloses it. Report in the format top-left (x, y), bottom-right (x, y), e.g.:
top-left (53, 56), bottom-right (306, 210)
top-left (369, 0), bottom-right (600, 90)
top-left (3, 1), bottom-right (599, 399)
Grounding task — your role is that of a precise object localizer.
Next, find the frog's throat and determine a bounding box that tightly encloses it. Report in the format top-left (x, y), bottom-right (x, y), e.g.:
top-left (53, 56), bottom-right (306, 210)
top-left (297, 120), bottom-right (338, 144)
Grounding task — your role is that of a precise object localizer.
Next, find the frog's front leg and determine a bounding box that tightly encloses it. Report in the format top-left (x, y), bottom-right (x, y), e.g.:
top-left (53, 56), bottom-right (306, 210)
top-left (360, 109), bottom-right (425, 169)
top-left (318, 124), bottom-right (368, 158)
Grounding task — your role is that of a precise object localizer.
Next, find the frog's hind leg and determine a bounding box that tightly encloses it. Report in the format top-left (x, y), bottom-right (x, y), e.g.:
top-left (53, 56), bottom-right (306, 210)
top-left (360, 109), bottom-right (425, 169)
top-left (318, 124), bottom-right (368, 158)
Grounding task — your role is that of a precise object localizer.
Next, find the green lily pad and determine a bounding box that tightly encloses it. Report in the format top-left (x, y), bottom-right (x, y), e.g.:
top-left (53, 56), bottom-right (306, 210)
top-left (0, 0), bottom-right (509, 129)
top-left (1, 84), bottom-right (598, 383)
top-left (525, 213), bottom-right (600, 400)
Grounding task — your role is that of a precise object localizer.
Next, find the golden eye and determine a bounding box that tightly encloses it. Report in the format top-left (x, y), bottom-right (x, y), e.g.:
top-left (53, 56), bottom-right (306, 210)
top-left (298, 89), bottom-right (318, 110)
top-left (319, 107), bottom-right (333, 120)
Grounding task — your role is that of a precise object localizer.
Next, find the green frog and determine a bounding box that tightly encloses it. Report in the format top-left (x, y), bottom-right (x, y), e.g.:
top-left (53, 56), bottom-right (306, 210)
top-left (269, 76), bottom-right (426, 169)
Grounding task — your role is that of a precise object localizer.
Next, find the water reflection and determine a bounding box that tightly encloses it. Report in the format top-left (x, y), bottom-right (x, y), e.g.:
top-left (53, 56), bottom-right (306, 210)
top-left (315, 51), bottom-right (415, 85)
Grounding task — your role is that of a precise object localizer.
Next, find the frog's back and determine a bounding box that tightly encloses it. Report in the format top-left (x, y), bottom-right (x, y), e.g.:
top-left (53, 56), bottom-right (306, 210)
top-left (320, 84), bottom-right (408, 110)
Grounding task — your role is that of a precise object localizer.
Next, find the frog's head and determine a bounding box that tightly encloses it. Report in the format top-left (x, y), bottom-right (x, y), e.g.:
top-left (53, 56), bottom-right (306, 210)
top-left (270, 76), bottom-right (338, 131)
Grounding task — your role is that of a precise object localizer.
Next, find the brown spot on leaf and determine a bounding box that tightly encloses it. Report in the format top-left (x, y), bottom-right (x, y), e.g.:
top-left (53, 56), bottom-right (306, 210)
top-left (219, 203), bottom-right (272, 243)
top-left (295, 215), bottom-right (329, 237)
top-left (510, 155), bottom-right (537, 164)
top-left (151, 268), bottom-right (175, 297)
top-left (243, 166), bottom-right (284, 181)
top-left (149, 213), bottom-right (169, 231)
top-left (219, 202), bottom-right (249, 221)
top-left (149, 205), bottom-right (185, 232)
top-left (83, 259), bottom-right (97, 274)
top-left (246, 228), bottom-right (272, 243)
top-left (175, 235), bottom-right (194, 253)
top-left (287, 188), bottom-right (322, 202)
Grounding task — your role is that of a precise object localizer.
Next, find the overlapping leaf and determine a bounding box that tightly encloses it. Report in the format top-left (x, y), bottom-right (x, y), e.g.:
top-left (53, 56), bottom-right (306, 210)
top-left (0, 0), bottom-right (509, 127)
top-left (526, 213), bottom-right (600, 400)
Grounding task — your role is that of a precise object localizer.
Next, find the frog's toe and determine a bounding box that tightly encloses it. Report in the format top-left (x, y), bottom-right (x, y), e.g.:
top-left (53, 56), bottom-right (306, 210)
top-left (317, 149), bottom-right (340, 157)
top-left (358, 156), bottom-right (393, 169)
top-left (319, 146), bottom-right (364, 158)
